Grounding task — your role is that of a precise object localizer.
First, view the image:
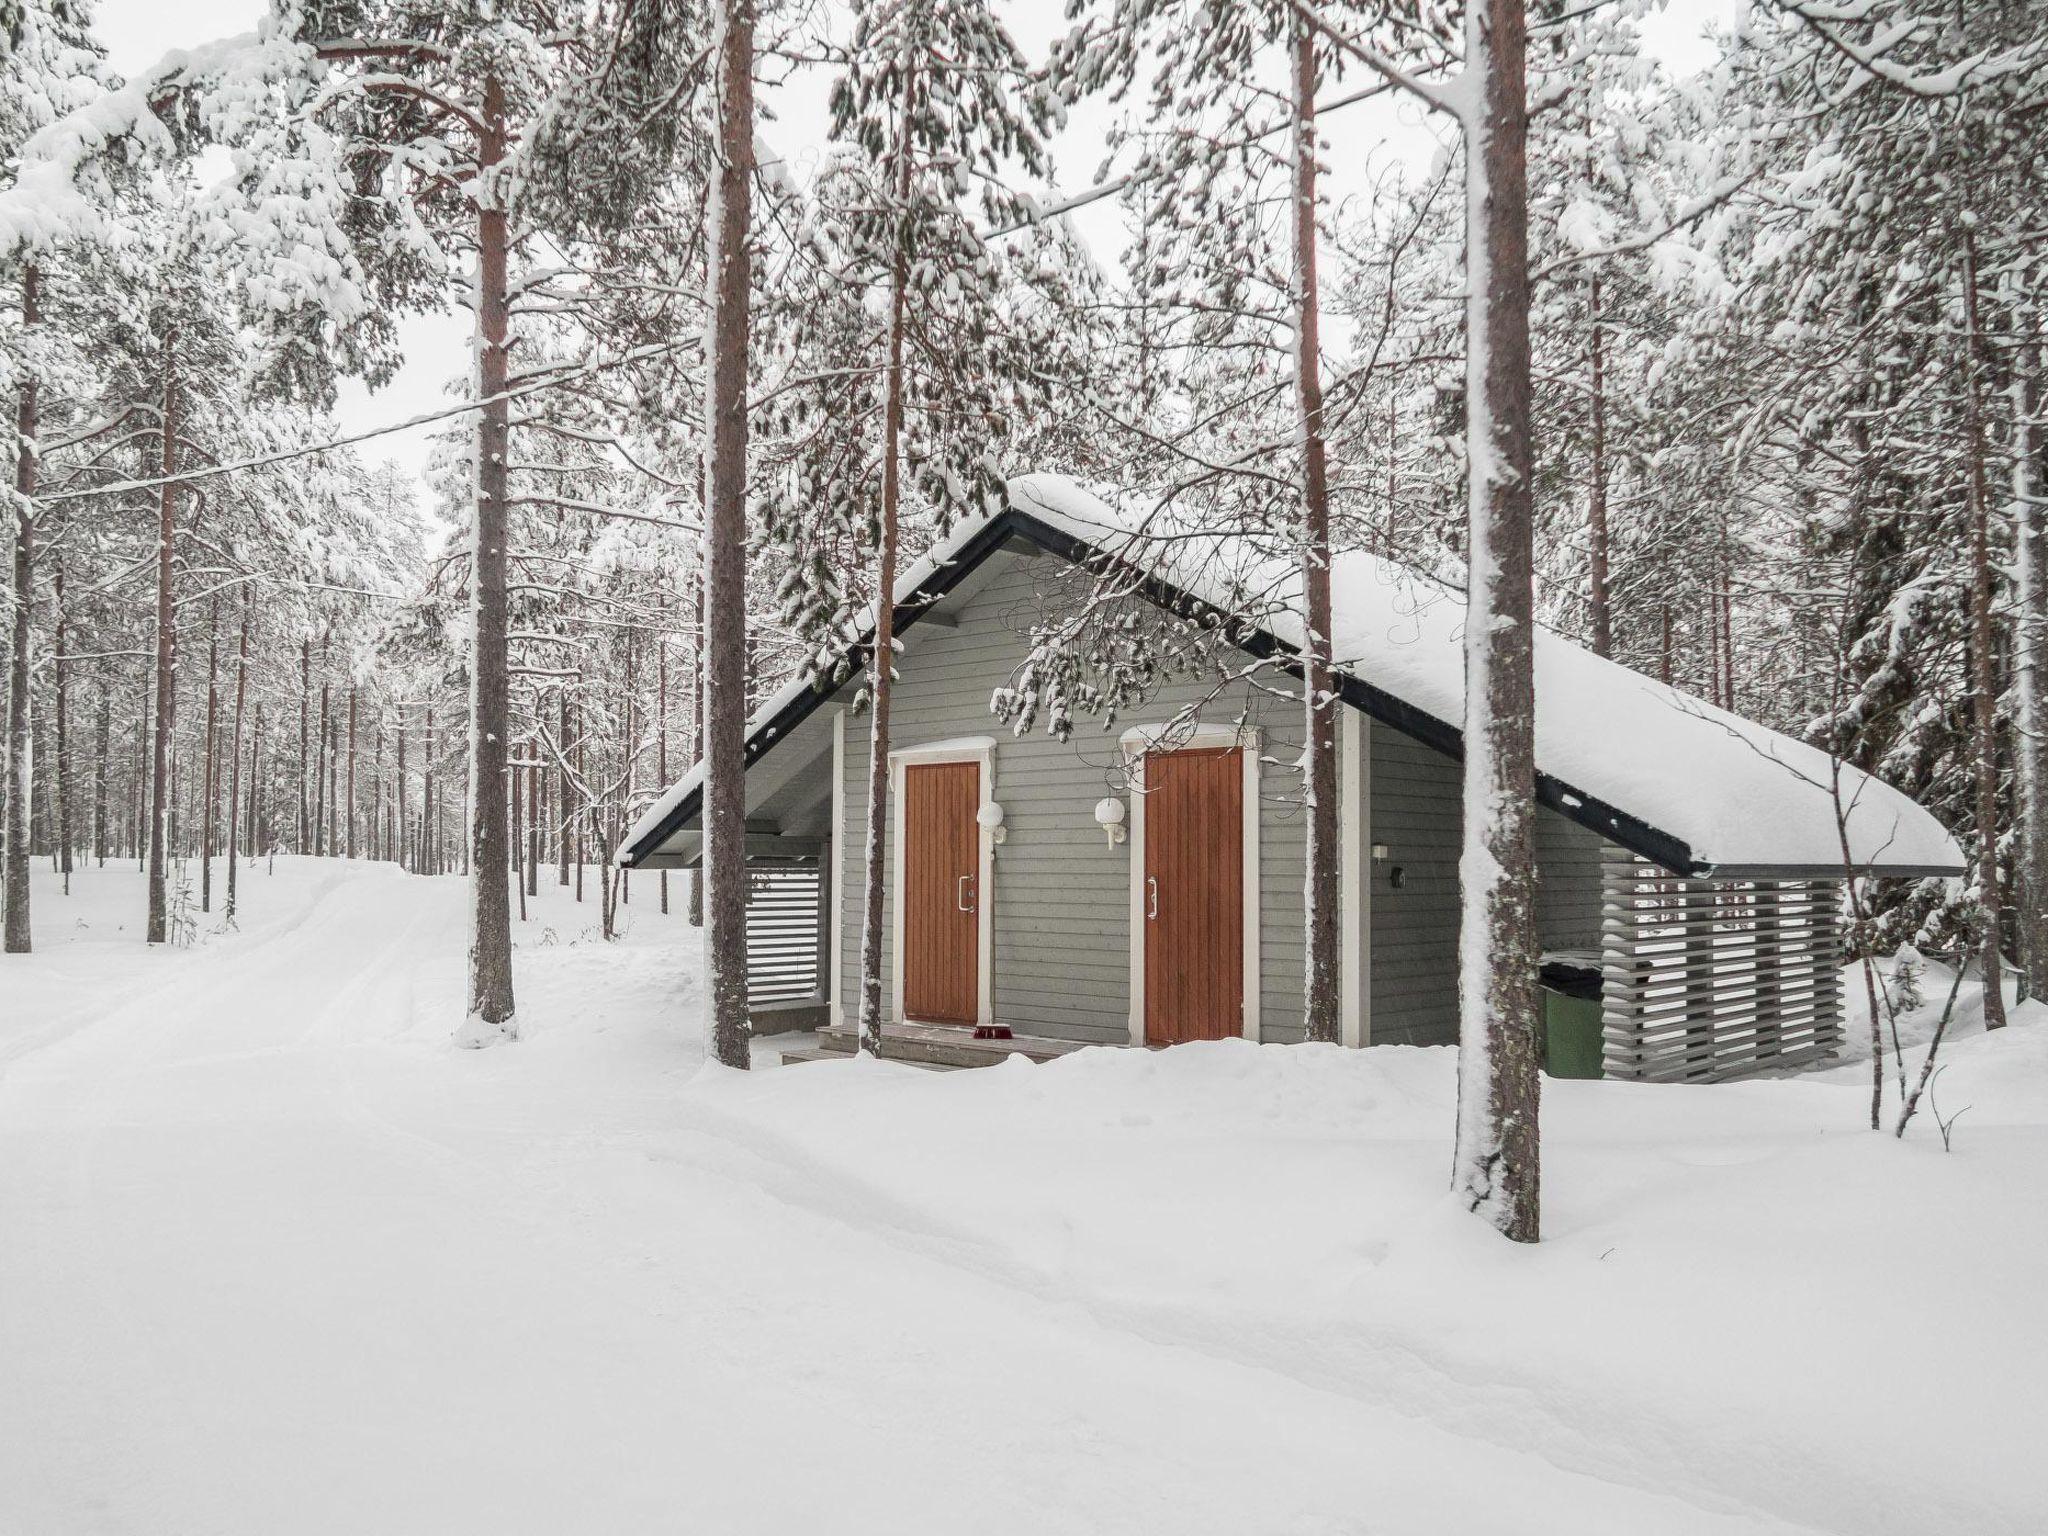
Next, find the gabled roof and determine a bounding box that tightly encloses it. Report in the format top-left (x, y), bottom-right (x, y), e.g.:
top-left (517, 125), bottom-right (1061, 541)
top-left (623, 473), bottom-right (1964, 879)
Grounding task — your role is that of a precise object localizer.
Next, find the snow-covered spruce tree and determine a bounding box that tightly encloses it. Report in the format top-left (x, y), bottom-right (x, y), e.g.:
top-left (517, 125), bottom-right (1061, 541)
top-left (1522, 39), bottom-right (1686, 661)
top-left (1693, 3), bottom-right (2048, 997)
top-left (1, 0), bottom-right (104, 952)
top-left (280, 0), bottom-right (597, 1043)
top-left (809, 0), bottom-right (1061, 1056)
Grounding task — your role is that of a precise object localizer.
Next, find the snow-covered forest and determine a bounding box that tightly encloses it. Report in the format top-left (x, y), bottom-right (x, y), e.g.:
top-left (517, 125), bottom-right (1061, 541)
top-left (4, 1), bottom-right (2046, 1531)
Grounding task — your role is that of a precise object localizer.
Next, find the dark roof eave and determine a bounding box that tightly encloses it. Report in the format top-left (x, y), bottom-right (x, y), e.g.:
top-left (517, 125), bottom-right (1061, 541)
top-left (621, 506), bottom-right (1863, 880)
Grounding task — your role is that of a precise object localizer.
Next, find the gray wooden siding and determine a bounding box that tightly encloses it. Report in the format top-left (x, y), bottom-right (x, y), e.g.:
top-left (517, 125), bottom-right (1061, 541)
top-left (815, 544), bottom-right (1609, 1050)
top-left (836, 546), bottom-right (1309, 1045)
top-left (1363, 724), bottom-right (1613, 1047)
top-left (1366, 726), bottom-right (1462, 1046)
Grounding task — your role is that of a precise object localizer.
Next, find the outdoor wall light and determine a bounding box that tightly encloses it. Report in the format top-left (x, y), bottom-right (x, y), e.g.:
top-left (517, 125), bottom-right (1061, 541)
top-left (1094, 797), bottom-right (1127, 846)
top-left (1371, 842), bottom-right (1391, 861)
top-left (978, 801), bottom-right (1007, 844)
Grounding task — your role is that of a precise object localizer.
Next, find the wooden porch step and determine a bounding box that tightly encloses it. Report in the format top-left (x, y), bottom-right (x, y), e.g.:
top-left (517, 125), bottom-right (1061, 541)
top-left (776, 1045), bottom-right (951, 1072)
top-left (812, 1020), bottom-right (1091, 1070)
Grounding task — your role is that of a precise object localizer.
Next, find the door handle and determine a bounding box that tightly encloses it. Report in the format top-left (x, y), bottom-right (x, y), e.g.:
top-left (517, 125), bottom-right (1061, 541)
top-left (958, 875), bottom-right (974, 913)
top-left (1147, 876), bottom-right (1158, 921)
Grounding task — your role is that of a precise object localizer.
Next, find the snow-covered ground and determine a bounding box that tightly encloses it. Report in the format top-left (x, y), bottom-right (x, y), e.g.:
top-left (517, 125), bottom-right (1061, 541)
top-left (2, 858), bottom-right (2042, 1535)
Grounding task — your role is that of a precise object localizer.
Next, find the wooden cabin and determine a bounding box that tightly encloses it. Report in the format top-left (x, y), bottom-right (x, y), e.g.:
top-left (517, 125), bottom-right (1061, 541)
top-left (622, 475), bottom-right (1962, 1081)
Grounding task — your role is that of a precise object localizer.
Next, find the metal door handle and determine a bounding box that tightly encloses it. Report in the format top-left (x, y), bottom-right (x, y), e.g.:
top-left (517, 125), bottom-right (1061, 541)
top-left (958, 875), bottom-right (974, 913)
top-left (1147, 876), bottom-right (1158, 921)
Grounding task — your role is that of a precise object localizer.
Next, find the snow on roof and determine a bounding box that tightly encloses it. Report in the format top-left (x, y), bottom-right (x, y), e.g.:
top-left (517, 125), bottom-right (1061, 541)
top-left (625, 472), bottom-right (1963, 877)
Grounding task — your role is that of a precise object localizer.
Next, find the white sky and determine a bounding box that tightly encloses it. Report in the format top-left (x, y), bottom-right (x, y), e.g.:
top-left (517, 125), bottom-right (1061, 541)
top-left (91, 0), bottom-right (1739, 503)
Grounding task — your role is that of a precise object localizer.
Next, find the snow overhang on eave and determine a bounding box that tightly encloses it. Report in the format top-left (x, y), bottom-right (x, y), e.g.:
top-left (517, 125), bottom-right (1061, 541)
top-left (622, 500), bottom-right (1964, 882)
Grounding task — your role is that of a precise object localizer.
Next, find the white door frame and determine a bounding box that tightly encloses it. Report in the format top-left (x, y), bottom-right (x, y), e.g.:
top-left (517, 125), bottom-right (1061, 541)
top-left (1339, 705), bottom-right (1370, 1047)
top-left (889, 736), bottom-right (997, 1027)
top-left (1119, 723), bottom-right (1261, 1046)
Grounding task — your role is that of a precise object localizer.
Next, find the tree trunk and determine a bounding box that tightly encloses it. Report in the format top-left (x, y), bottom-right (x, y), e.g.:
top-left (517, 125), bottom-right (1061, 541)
top-left (146, 327), bottom-right (180, 945)
top-left (346, 686), bottom-right (357, 859)
top-left (1450, 0), bottom-right (1541, 1243)
top-left (134, 664), bottom-right (149, 867)
top-left (1587, 270), bottom-right (1611, 657)
top-left (512, 756), bottom-right (527, 923)
top-left (424, 704), bottom-right (435, 874)
top-left (461, 69), bottom-right (518, 1041)
top-left (573, 704), bottom-right (584, 901)
top-left (658, 623), bottom-right (670, 915)
top-left (2010, 348), bottom-right (2048, 998)
top-left (1292, 19), bottom-right (1341, 1046)
top-left (200, 598), bottom-right (219, 911)
top-left (1960, 230), bottom-right (2008, 1030)
top-left (396, 702), bottom-right (409, 872)
top-left (299, 638), bottom-right (309, 856)
top-left (226, 587), bottom-right (250, 922)
top-left (314, 673), bottom-right (329, 857)
top-left (52, 557), bottom-right (72, 892)
top-left (855, 59), bottom-right (920, 1059)
top-left (92, 669), bottom-right (108, 866)
top-left (251, 702), bottom-right (266, 858)
top-left (532, 753), bottom-right (548, 897)
top-left (4, 264), bottom-right (39, 952)
top-left (701, 0), bottom-right (756, 1069)
top-left (687, 571), bottom-right (703, 925)
top-left (556, 690), bottom-right (570, 887)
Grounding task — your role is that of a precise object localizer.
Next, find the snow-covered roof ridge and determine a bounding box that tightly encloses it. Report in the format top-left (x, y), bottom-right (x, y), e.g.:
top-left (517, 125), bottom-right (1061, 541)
top-left (624, 471), bottom-right (1963, 877)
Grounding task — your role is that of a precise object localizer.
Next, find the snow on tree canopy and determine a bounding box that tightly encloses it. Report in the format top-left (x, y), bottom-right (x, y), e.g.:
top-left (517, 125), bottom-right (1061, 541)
top-left (625, 473), bottom-right (1963, 879)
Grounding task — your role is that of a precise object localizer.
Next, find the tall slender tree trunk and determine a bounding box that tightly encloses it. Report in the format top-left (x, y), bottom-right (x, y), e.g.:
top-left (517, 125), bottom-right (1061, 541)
top-left (4, 264), bottom-right (39, 952)
top-left (855, 52), bottom-right (920, 1059)
top-left (396, 702), bottom-right (409, 872)
top-left (424, 705), bottom-right (436, 874)
top-left (297, 638), bottom-right (310, 852)
top-left (532, 753), bottom-right (548, 897)
top-left (252, 701), bottom-right (266, 857)
top-left (461, 69), bottom-right (518, 1041)
top-left (226, 588), bottom-right (250, 922)
top-left (146, 329), bottom-right (182, 944)
top-left (658, 625), bottom-right (670, 915)
top-left (200, 599), bottom-right (220, 911)
top-left (346, 687), bottom-right (357, 859)
top-left (1960, 230), bottom-right (2008, 1030)
top-left (93, 670), bottom-right (109, 866)
top-left (315, 674), bottom-right (329, 857)
top-left (512, 759), bottom-right (527, 923)
top-left (52, 557), bottom-right (72, 892)
top-left (1451, 0), bottom-right (1541, 1243)
top-left (1587, 270), bottom-right (1611, 657)
top-left (687, 572), bottom-right (703, 925)
top-left (556, 690), bottom-right (569, 887)
top-left (2010, 348), bottom-right (2048, 998)
top-left (701, 0), bottom-right (756, 1069)
top-left (134, 665), bottom-right (149, 867)
top-left (1292, 20), bottom-right (1341, 1045)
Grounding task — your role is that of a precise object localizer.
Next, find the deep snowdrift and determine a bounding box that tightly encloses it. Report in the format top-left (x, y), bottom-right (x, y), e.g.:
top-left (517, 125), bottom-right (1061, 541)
top-left (3, 860), bottom-right (2041, 1535)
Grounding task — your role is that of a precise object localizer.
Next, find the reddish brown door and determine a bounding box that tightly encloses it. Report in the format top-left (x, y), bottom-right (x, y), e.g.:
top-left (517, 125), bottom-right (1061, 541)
top-left (1143, 747), bottom-right (1243, 1044)
top-left (902, 760), bottom-right (980, 1024)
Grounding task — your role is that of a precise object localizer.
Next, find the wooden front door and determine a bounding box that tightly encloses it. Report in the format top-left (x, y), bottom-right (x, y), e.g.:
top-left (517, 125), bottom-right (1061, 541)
top-left (1143, 747), bottom-right (1244, 1044)
top-left (902, 760), bottom-right (980, 1024)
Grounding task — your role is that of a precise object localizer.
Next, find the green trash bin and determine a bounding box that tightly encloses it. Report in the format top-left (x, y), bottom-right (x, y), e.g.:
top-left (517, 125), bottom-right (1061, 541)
top-left (1540, 958), bottom-right (1605, 1079)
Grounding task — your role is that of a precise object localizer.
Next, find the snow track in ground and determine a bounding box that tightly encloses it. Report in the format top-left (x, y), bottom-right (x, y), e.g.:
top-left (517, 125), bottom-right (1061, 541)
top-left (4, 860), bottom-right (2031, 1534)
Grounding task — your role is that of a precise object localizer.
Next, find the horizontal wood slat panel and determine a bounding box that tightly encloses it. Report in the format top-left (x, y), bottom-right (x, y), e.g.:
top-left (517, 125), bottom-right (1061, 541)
top-left (1600, 853), bottom-right (1845, 1083)
top-left (747, 859), bottom-right (823, 1004)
